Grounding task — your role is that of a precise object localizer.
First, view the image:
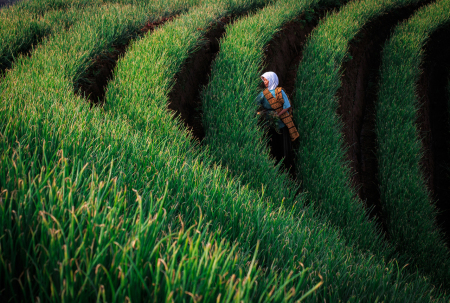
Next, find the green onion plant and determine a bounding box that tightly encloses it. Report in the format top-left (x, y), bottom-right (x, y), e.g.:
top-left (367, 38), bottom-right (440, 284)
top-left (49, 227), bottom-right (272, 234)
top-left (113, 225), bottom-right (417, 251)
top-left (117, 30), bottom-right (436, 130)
top-left (293, 0), bottom-right (429, 258)
top-left (376, 0), bottom-right (450, 289)
top-left (0, 0), bottom-right (447, 301)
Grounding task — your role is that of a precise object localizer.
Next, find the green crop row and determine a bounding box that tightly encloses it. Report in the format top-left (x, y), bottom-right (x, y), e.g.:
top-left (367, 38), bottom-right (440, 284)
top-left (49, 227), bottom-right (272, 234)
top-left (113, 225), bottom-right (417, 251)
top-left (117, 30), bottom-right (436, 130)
top-left (0, 1), bottom-right (322, 301)
top-left (0, 0), bottom-right (446, 301)
top-left (200, 0), bottom-right (324, 217)
top-left (0, 0), bottom-right (108, 72)
top-left (1, 8), bottom-right (87, 72)
top-left (97, 0), bottom-right (444, 300)
top-left (292, 0), bottom-right (431, 258)
top-left (0, 0), bottom-right (196, 73)
top-left (376, 0), bottom-right (450, 289)
top-left (0, 3), bottom-right (303, 301)
top-left (2, 0), bottom-right (103, 15)
top-left (1, 144), bottom-right (286, 302)
top-left (2, 0), bottom-right (196, 16)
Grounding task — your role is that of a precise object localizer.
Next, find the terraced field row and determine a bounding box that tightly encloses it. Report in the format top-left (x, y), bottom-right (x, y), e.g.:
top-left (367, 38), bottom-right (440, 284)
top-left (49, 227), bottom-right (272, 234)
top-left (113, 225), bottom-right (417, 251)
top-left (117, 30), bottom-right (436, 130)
top-left (295, 0), bottom-right (450, 288)
top-left (1, 0), bottom-right (450, 300)
top-left (376, 0), bottom-right (450, 287)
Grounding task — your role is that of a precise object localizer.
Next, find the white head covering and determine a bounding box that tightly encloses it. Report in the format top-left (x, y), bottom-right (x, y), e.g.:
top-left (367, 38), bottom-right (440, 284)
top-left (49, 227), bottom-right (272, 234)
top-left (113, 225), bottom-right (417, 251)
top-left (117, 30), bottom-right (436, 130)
top-left (261, 71), bottom-right (279, 90)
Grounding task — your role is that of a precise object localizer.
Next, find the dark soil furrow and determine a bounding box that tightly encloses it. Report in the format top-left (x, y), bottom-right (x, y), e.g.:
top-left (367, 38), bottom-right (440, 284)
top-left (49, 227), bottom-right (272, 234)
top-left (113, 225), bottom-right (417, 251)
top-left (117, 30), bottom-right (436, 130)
top-left (167, 17), bottom-right (234, 142)
top-left (75, 17), bottom-right (173, 106)
top-left (0, 0), bottom-right (21, 9)
top-left (336, 3), bottom-right (431, 230)
top-left (416, 25), bottom-right (450, 244)
top-left (261, 8), bottom-right (335, 175)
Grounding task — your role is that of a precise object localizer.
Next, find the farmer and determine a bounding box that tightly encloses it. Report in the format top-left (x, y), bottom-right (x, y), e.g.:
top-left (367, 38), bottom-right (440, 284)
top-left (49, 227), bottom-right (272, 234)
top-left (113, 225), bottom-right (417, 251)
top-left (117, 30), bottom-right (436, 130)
top-left (255, 71), bottom-right (299, 169)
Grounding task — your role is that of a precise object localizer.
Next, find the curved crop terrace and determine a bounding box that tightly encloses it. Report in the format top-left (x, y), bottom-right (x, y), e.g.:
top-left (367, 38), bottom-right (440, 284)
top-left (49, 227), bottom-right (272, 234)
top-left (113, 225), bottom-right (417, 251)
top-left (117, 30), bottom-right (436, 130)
top-left (292, 0), bottom-right (426, 258)
top-left (376, 0), bottom-right (450, 288)
top-left (416, 23), bottom-right (450, 245)
top-left (1, 0), bottom-right (450, 300)
top-left (336, 3), bottom-right (430, 224)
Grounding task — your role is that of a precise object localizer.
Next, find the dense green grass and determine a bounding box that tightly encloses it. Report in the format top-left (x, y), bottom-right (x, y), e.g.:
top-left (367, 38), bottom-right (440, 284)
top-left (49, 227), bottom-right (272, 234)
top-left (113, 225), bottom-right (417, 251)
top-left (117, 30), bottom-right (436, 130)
top-left (0, 1), bottom-right (321, 301)
top-left (0, 0), bottom-right (448, 301)
top-left (376, 0), bottom-right (450, 289)
top-left (292, 0), bottom-right (430, 258)
top-left (1, 145), bottom-right (292, 302)
top-left (1, 9), bottom-right (79, 72)
top-left (200, 0), bottom-right (329, 218)
top-left (1, 3), bottom-right (302, 301)
top-left (2, 0), bottom-right (103, 15)
top-left (100, 0), bottom-right (448, 301)
top-left (0, 0), bottom-right (106, 72)
top-left (0, 0), bottom-right (196, 73)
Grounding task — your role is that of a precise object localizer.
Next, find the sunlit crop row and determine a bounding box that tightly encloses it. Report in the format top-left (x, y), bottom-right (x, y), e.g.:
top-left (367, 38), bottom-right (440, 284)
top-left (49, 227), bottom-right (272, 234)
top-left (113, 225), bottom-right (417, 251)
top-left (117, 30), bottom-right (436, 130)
top-left (0, 0), bottom-right (449, 301)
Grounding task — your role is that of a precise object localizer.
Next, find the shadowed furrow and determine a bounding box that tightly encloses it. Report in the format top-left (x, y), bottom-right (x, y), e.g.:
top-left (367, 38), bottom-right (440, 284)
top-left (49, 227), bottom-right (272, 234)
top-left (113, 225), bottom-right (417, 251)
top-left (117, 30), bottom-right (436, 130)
top-left (1, 3), bottom-right (291, 301)
top-left (0, 0), bottom-right (446, 301)
top-left (166, 15), bottom-right (236, 140)
top-left (0, 0), bottom-right (18, 9)
top-left (336, 2), bottom-right (432, 234)
top-left (260, 7), bottom-right (336, 176)
top-left (0, 0), bottom-right (108, 74)
top-left (200, 0), bottom-right (338, 214)
top-left (376, 0), bottom-right (450, 289)
top-left (75, 16), bottom-right (175, 105)
top-left (292, 0), bottom-right (430, 259)
top-left (415, 25), bottom-right (450, 245)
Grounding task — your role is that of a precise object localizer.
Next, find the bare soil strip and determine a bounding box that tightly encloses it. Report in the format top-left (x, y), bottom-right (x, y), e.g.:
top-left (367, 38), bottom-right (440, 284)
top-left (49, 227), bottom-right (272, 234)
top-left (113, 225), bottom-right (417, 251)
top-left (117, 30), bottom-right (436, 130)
top-left (167, 17), bottom-right (234, 141)
top-left (416, 25), bottom-right (450, 244)
top-left (261, 8), bottom-right (335, 176)
top-left (336, 3), bottom-right (430, 230)
top-left (0, 0), bottom-right (22, 9)
top-left (75, 17), bottom-right (173, 106)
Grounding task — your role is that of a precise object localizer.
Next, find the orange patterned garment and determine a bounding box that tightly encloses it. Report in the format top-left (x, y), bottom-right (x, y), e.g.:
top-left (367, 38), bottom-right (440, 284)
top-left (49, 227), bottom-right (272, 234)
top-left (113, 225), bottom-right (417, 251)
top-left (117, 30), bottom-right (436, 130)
top-left (263, 87), bottom-right (299, 141)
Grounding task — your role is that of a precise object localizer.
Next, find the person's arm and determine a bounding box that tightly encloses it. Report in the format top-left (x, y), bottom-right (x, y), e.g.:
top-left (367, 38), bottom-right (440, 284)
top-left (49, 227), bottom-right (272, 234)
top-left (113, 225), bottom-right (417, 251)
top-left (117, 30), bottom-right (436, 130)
top-left (255, 91), bottom-right (264, 105)
top-left (277, 90), bottom-right (291, 116)
top-left (277, 107), bottom-right (290, 116)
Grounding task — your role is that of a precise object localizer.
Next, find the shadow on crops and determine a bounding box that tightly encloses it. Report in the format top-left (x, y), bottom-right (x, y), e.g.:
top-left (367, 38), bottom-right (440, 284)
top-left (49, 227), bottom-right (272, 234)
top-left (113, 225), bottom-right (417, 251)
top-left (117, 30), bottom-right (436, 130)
top-left (166, 16), bottom-right (238, 142)
top-left (0, 0), bottom-right (21, 9)
top-left (261, 6), bottom-right (337, 178)
top-left (74, 17), bottom-right (174, 107)
top-left (336, 3), bottom-right (433, 236)
top-left (416, 25), bottom-right (450, 246)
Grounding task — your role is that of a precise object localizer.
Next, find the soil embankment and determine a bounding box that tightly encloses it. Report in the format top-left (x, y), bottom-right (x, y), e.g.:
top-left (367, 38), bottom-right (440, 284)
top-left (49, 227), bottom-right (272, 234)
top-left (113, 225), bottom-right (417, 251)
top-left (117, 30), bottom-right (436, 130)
top-left (336, 4), bottom-right (431, 230)
top-left (261, 8), bottom-right (335, 175)
top-left (75, 17), bottom-right (173, 105)
top-left (416, 25), bottom-right (450, 244)
top-left (0, 0), bottom-right (22, 9)
top-left (167, 17), bottom-right (234, 141)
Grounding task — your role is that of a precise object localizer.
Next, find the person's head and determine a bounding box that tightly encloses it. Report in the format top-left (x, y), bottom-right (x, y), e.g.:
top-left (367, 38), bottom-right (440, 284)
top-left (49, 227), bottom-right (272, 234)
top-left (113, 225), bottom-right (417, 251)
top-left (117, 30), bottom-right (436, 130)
top-left (261, 72), bottom-right (279, 90)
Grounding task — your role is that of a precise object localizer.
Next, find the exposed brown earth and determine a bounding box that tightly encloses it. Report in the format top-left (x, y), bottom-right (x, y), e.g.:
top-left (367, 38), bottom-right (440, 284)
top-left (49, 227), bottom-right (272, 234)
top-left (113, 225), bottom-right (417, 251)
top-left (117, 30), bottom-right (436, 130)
top-left (167, 10), bottom-right (329, 154)
top-left (336, 4), bottom-right (430, 229)
top-left (0, 0), bottom-right (22, 9)
top-left (416, 25), bottom-right (450, 244)
top-left (167, 17), bottom-right (233, 141)
top-left (261, 8), bottom-right (336, 176)
top-left (75, 17), bottom-right (173, 106)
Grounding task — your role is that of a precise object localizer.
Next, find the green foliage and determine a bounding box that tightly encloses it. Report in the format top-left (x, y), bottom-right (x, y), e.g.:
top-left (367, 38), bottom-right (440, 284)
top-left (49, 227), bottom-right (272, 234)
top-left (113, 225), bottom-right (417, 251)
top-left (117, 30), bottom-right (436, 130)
top-left (0, 0), bottom-right (448, 301)
top-left (0, 0), bottom-right (196, 73)
top-left (200, 0), bottom-right (319, 219)
top-left (376, 0), bottom-right (450, 289)
top-left (293, 0), bottom-right (431, 259)
top-left (102, 0), bottom-right (445, 300)
top-left (0, 147), bottom-right (275, 301)
top-left (1, 3), bottom-right (293, 301)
